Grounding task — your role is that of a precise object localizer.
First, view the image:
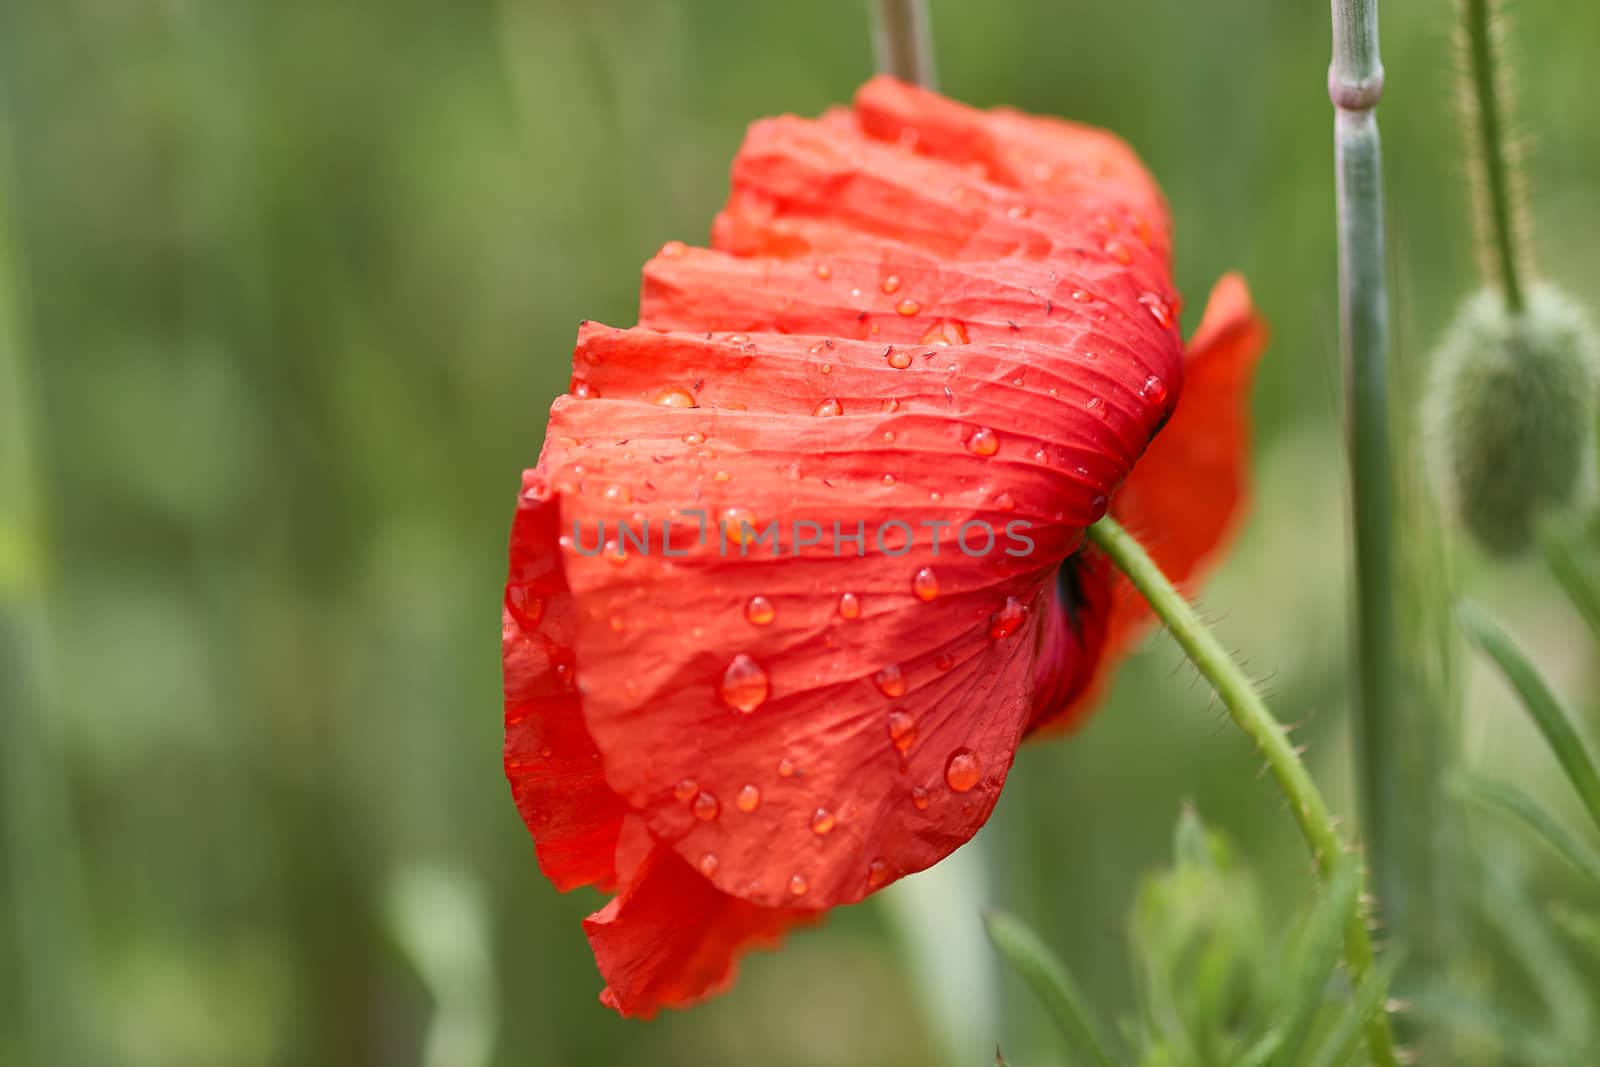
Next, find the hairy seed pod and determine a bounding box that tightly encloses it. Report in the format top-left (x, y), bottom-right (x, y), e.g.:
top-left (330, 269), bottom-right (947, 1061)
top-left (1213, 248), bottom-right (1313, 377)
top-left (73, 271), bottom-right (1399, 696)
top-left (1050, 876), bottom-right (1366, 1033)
top-left (1426, 284), bottom-right (1600, 555)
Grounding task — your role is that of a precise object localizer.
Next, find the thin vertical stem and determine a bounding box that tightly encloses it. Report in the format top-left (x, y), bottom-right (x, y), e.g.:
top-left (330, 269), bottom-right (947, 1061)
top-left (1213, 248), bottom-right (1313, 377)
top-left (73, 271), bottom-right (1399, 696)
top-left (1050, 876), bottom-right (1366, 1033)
top-left (871, 0), bottom-right (938, 89)
top-left (1462, 0), bottom-right (1525, 311)
top-left (1329, 0), bottom-right (1404, 965)
top-left (1086, 517), bottom-right (1399, 1067)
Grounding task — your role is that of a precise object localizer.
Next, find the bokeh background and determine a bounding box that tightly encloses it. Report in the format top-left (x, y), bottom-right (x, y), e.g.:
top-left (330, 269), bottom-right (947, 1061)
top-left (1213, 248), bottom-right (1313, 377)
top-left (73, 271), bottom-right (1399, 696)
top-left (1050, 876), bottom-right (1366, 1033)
top-left (3, 1), bottom-right (1599, 1065)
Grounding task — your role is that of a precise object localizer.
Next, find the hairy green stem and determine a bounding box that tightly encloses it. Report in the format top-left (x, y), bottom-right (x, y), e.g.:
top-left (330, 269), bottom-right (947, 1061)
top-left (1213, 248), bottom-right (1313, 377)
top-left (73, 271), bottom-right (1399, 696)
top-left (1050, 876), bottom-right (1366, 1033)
top-left (1086, 517), bottom-right (1400, 1067)
top-left (1328, 0), bottom-right (1406, 971)
top-left (1462, 0), bottom-right (1525, 311)
top-left (871, 0), bottom-right (937, 89)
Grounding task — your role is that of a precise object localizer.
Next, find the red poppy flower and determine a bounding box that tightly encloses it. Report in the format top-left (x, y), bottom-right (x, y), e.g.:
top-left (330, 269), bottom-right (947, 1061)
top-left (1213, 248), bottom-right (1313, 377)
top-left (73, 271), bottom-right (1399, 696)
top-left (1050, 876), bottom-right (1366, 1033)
top-left (503, 76), bottom-right (1267, 1017)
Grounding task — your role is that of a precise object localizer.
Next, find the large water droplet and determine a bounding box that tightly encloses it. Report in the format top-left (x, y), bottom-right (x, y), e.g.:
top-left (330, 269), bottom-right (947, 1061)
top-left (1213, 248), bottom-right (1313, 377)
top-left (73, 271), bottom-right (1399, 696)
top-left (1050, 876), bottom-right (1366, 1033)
top-left (874, 663), bottom-right (907, 698)
top-left (720, 654), bottom-right (770, 713)
top-left (736, 784), bottom-right (762, 812)
top-left (882, 275), bottom-right (902, 295)
top-left (837, 592), bottom-right (862, 620)
top-left (1138, 292), bottom-right (1173, 328)
top-left (693, 791), bottom-right (721, 821)
top-left (887, 709), bottom-right (917, 753)
top-left (812, 397), bottom-right (843, 417)
top-left (867, 859), bottom-right (890, 888)
top-left (989, 596), bottom-right (1026, 640)
top-left (653, 385), bottom-right (698, 408)
top-left (896, 299), bottom-right (921, 317)
top-left (722, 507), bottom-right (759, 545)
top-left (1140, 374), bottom-right (1168, 405)
top-left (810, 808), bottom-right (836, 835)
top-left (945, 748), bottom-right (982, 792)
top-left (911, 786), bottom-right (930, 810)
top-left (698, 853), bottom-right (720, 877)
top-left (744, 595), bottom-right (776, 626)
top-left (674, 777), bottom-right (698, 802)
top-left (966, 427), bottom-right (999, 456)
top-left (788, 873), bottom-right (809, 897)
top-left (912, 566), bottom-right (939, 601)
top-left (887, 347), bottom-right (913, 369)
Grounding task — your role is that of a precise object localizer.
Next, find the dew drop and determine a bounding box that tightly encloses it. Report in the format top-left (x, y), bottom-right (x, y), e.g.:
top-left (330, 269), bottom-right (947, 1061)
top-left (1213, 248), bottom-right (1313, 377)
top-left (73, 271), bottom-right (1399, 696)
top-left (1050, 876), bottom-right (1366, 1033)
top-left (821, 363), bottom-right (833, 375)
top-left (726, 334), bottom-right (749, 344)
top-left (1105, 239), bottom-right (1133, 265)
top-left (881, 429), bottom-right (897, 443)
top-left (912, 566), bottom-right (939, 601)
top-left (945, 748), bottom-right (982, 792)
top-left (788, 874), bottom-right (809, 897)
top-left (674, 777), bottom-right (698, 802)
top-left (966, 426), bottom-right (1000, 456)
top-left (1086, 395), bottom-right (1108, 418)
top-left (1071, 289), bottom-right (1094, 303)
top-left (602, 484), bottom-right (633, 504)
top-left (777, 758), bottom-right (797, 778)
top-left (881, 397), bottom-right (902, 412)
top-left (896, 299), bottom-right (921, 317)
top-left (698, 853), bottom-right (720, 877)
top-left (815, 263), bottom-right (833, 280)
top-left (570, 379), bottom-right (599, 399)
top-left (810, 808), bottom-right (836, 835)
top-left (837, 592), bottom-right (862, 620)
top-left (653, 385), bottom-right (697, 408)
top-left (808, 340), bottom-right (828, 355)
top-left (682, 431), bottom-right (706, 445)
top-left (918, 320), bottom-right (970, 346)
top-left (1138, 292), bottom-right (1174, 328)
top-left (874, 663), bottom-right (907, 698)
top-left (659, 239), bottom-right (687, 258)
top-left (935, 651), bottom-right (955, 672)
top-left (994, 492), bottom-right (1016, 512)
top-left (1088, 494), bottom-right (1109, 522)
top-left (745, 595), bottom-right (776, 626)
top-left (882, 275), bottom-right (902, 294)
top-left (911, 786), bottom-right (930, 810)
top-left (693, 791), bottom-right (721, 821)
top-left (722, 507), bottom-right (759, 544)
top-left (886, 709), bottom-right (917, 753)
top-left (1140, 374), bottom-right (1168, 405)
top-left (719, 653), bottom-right (770, 713)
top-left (887, 347), bottom-right (913, 369)
top-left (812, 397), bottom-right (843, 417)
top-left (1005, 204), bottom-right (1031, 219)
top-left (736, 784), bottom-right (762, 812)
top-left (505, 585), bottom-right (544, 629)
top-left (988, 596), bottom-right (1026, 640)
top-left (881, 473), bottom-right (897, 487)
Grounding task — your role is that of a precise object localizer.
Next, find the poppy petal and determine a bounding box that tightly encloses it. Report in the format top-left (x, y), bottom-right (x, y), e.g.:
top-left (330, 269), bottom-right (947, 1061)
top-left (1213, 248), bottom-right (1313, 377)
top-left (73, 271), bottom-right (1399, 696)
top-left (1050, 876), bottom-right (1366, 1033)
top-left (1027, 273), bottom-right (1267, 734)
top-left (584, 817), bottom-right (818, 1018)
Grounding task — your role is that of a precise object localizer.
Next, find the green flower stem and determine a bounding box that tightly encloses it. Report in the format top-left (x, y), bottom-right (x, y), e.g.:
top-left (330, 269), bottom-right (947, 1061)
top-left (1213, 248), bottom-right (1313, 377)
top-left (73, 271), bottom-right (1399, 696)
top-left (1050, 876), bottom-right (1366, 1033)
top-left (1328, 0), bottom-right (1406, 971)
top-left (1086, 517), bottom-right (1400, 1067)
top-left (1462, 0), bottom-right (1526, 311)
top-left (871, 0), bottom-right (937, 89)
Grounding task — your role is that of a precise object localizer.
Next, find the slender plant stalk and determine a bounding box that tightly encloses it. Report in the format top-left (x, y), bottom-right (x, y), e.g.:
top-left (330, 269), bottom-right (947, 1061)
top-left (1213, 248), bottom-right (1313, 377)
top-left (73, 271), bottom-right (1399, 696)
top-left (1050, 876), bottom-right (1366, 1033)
top-left (1087, 517), bottom-right (1400, 1067)
top-left (1461, 0), bottom-right (1526, 311)
top-left (871, 0), bottom-right (938, 89)
top-left (1328, 0), bottom-right (1407, 964)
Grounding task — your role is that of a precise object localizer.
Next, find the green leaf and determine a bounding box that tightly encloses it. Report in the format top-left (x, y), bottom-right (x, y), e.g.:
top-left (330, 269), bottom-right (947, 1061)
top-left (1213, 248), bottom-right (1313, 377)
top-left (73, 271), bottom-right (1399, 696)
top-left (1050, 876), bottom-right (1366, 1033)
top-left (1407, 985), bottom-right (1579, 1066)
top-left (1265, 854), bottom-right (1361, 1067)
top-left (1303, 952), bottom-right (1402, 1067)
top-left (1542, 525), bottom-right (1600, 645)
top-left (1459, 600), bottom-right (1600, 834)
top-left (1457, 775), bottom-right (1600, 883)
top-left (983, 910), bottom-right (1120, 1067)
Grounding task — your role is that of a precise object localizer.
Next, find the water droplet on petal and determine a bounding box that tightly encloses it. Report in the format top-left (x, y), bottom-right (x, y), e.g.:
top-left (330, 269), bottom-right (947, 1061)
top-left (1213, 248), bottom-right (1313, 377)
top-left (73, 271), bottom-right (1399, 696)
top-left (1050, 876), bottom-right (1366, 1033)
top-left (736, 784), bottom-right (762, 812)
top-left (882, 275), bottom-right (902, 294)
top-left (911, 786), bottom-right (930, 810)
top-left (1088, 495), bottom-right (1109, 522)
top-left (777, 758), bottom-right (796, 778)
top-left (1005, 204), bottom-right (1031, 219)
top-left (682, 431), bottom-right (706, 445)
top-left (722, 507), bottom-right (759, 545)
top-left (693, 791), bottom-right (721, 821)
top-left (815, 263), bottom-right (833, 280)
top-left (887, 709), bottom-right (917, 752)
top-left (874, 663), bottom-right (907, 698)
top-left (935, 651), bottom-right (955, 671)
top-left (945, 748), bottom-right (982, 792)
top-left (788, 874), bottom-right (809, 897)
top-left (1138, 292), bottom-right (1173, 328)
top-left (653, 385), bottom-right (697, 408)
top-left (674, 777), bottom-right (698, 802)
top-left (881, 398), bottom-right (902, 412)
top-left (896, 299), bottom-right (921, 316)
top-left (887, 348), bottom-right (913, 369)
top-left (570, 378), bottom-right (599, 399)
top-left (698, 853), bottom-right (719, 877)
top-left (881, 430), bottom-right (897, 443)
top-left (1071, 289), bottom-right (1094, 303)
top-left (919, 320), bottom-right (970, 346)
top-left (745, 595), bottom-right (775, 626)
top-left (994, 492), bottom-right (1016, 512)
top-left (1140, 375), bottom-right (1168, 404)
top-left (881, 473), bottom-right (897, 487)
top-left (989, 596), bottom-right (1026, 640)
top-left (966, 427), bottom-right (999, 456)
top-left (602, 484), bottom-right (632, 504)
top-left (912, 566), bottom-right (939, 601)
top-left (1105, 239), bottom-right (1132, 265)
top-left (820, 363), bottom-right (832, 375)
top-left (837, 592), bottom-right (862, 620)
top-left (1086, 396), bottom-right (1108, 418)
top-left (867, 859), bottom-right (890, 888)
top-left (720, 653), bottom-right (770, 713)
top-left (812, 397), bottom-right (843, 417)
top-left (659, 240), bottom-right (687, 258)
top-left (810, 808), bottom-right (836, 835)
top-left (506, 586), bottom-right (544, 629)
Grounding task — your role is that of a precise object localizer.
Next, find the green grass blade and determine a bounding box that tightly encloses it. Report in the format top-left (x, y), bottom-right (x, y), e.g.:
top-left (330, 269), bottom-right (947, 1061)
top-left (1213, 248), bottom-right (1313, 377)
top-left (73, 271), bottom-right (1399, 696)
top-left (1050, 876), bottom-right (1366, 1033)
top-left (1542, 527), bottom-right (1600, 646)
top-left (1304, 952), bottom-right (1403, 1067)
top-left (1267, 855), bottom-right (1362, 1067)
top-left (1457, 775), bottom-right (1600, 883)
top-left (1459, 600), bottom-right (1600, 834)
top-left (1407, 986), bottom-right (1578, 1066)
top-left (983, 911), bottom-right (1121, 1067)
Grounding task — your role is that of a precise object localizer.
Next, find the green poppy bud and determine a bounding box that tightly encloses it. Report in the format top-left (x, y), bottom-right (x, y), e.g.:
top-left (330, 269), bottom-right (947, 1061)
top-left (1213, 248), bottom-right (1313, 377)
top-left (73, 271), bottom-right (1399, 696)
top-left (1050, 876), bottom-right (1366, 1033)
top-left (1426, 284), bottom-right (1599, 555)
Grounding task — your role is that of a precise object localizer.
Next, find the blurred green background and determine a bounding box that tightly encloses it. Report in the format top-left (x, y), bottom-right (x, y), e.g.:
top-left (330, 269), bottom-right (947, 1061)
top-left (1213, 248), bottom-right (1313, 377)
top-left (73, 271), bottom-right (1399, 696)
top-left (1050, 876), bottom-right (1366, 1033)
top-left (2, 1), bottom-right (1598, 1065)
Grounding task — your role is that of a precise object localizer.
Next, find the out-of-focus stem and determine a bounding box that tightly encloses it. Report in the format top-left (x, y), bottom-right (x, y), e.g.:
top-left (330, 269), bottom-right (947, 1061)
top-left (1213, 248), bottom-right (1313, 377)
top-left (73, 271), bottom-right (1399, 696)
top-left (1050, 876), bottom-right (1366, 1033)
top-left (1329, 0), bottom-right (1405, 976)
top-left (1086, 517), bottom-right (1400, 1067)
top-left (871, 0), bottom-right (937, 89)
top-left (1462, 0), bottom-right (1526, 311)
